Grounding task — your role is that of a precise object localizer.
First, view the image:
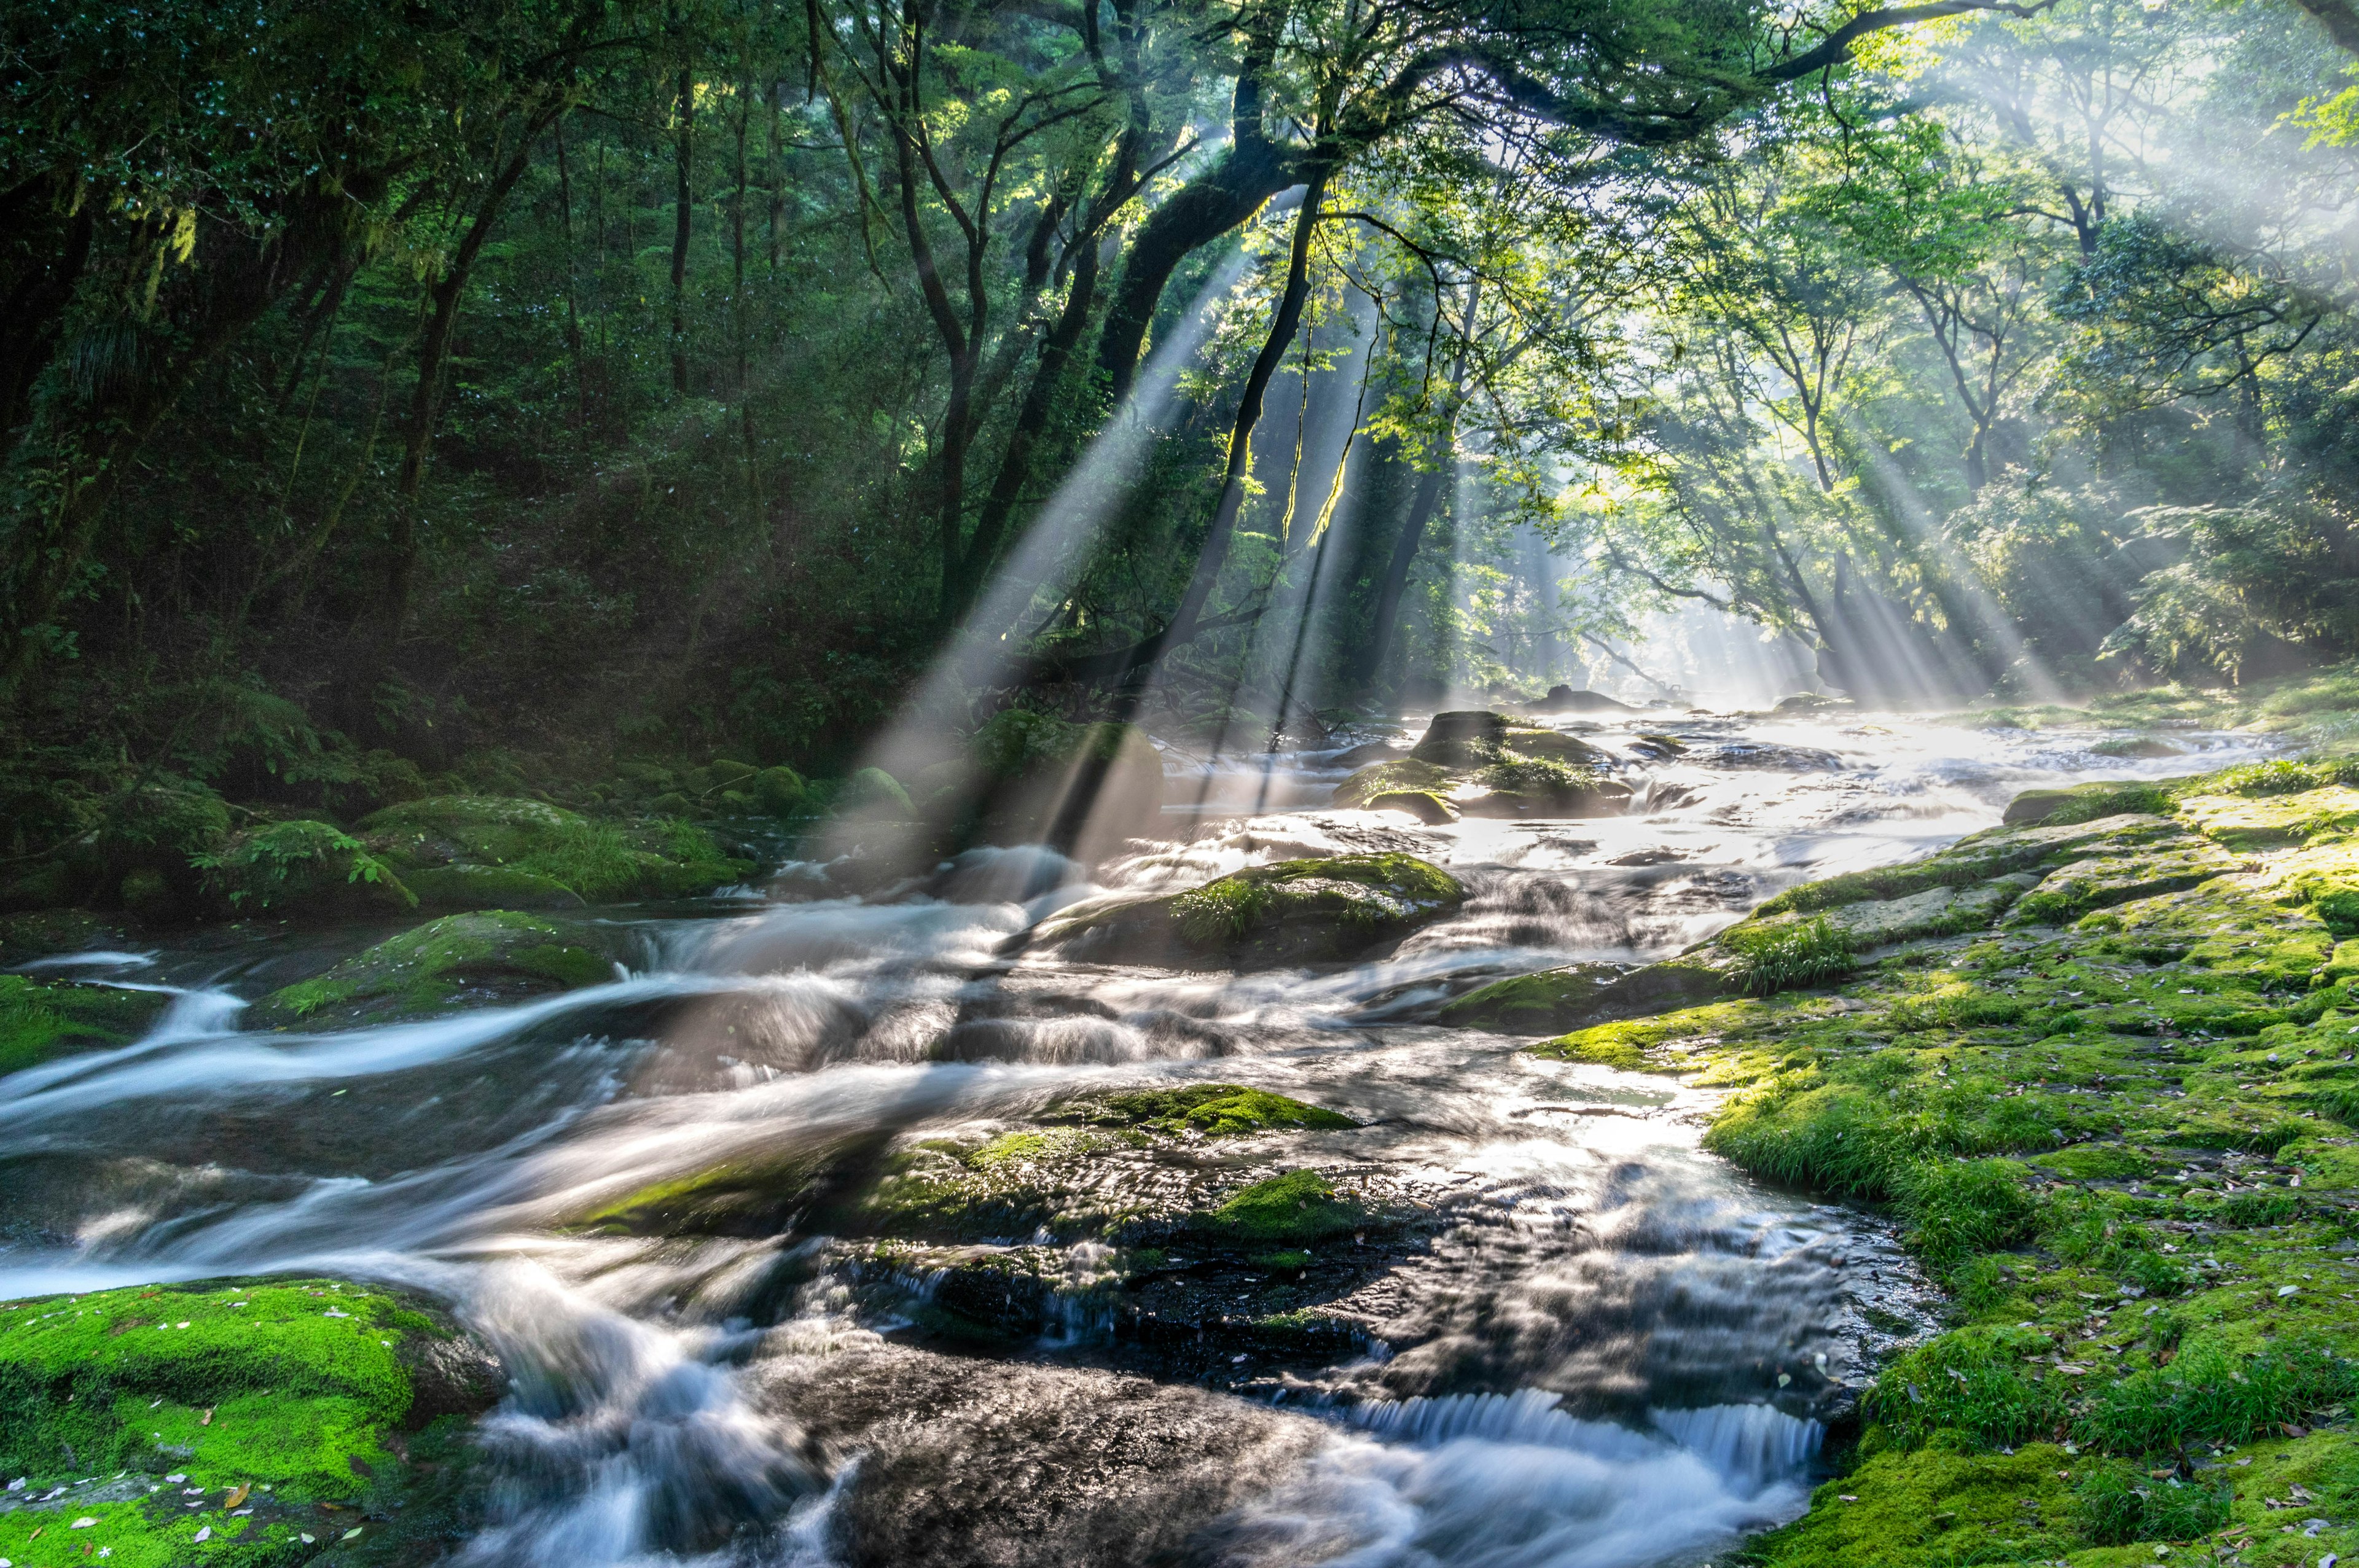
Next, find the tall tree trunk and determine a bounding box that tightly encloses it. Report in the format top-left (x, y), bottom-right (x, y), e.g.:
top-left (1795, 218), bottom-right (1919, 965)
top-left (383, 120), bottom-right (551, 630)
top-left (1141, 170), bottom-right (1329, 665)
top-left (1356, 281), bottom-right (1477, 690)
top-left (732, 82), bottom-right (754, 474)
top-left (671, 63), bottom-right (695, 396)
top-left (555, 117), bottom-right (592, 440)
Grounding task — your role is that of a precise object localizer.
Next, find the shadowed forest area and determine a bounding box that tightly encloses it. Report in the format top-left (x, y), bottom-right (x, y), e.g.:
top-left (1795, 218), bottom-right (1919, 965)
top-left (6, 0), bottom-right (2359, 878)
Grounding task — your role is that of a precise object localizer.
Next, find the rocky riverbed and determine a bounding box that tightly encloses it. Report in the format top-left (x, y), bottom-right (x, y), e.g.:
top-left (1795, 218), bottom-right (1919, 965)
top-left (7, 677), bottom-right (2356, 1567)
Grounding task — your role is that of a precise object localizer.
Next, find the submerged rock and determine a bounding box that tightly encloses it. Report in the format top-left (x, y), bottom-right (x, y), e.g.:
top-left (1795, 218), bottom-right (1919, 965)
top-left (1027, 853), bottom-right (1466, 969)
top-left (0, 1276), bottom-right (503, 1563)
top-left (359, 794), bottom-right (746, 907)
top-left (247, 909), bottom-right (613, 1029)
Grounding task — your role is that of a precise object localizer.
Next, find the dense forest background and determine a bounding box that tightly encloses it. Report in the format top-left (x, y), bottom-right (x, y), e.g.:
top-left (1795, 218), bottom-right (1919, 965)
top-left (7, 0), bottom-right (2359, 848)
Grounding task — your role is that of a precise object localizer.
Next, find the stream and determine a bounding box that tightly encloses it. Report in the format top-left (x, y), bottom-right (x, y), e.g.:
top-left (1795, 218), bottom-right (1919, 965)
top-left (0, 710), bottom-right (2282, 1567)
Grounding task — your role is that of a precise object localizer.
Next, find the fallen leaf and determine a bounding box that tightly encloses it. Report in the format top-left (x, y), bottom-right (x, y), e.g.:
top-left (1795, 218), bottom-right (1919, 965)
top-left (224, 1484), bottom-right (249, 1509)
top-left (342, 1528), bottom-right (362, 1540)
top-left (199, 1408), bottom-right (213, 1426)
top-left (193, 1526), bottom-right (209, 1543)
top-left (70, 1518), bottom-right (96, 1529)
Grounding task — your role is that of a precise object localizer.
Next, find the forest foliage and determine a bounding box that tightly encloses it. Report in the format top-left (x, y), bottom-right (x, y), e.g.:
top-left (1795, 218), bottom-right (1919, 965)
top-left (4, 0), bottom-right (2359, 847)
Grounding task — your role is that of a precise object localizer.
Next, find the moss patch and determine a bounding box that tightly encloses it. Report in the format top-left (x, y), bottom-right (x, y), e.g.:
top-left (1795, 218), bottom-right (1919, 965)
top-left (1579, 744), bottom-right (2359, 1567)
top-left (1192, 1170), bottom-right (1364, 1247)
top-left (1052, 1083), bottom-right (1357, 1137)
top-left (0, 1276), bottom-right (499, 1567)
top-left (0, 974), bottom-right (168, 1076)
top-left (358, 795), bottom-right (744, 905)
top-left (249, 910), bottom-right (611, 1029)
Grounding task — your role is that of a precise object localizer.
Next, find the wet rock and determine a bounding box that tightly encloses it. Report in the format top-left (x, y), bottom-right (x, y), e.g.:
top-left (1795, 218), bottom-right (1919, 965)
top-left (0, 1276), bottom-right (501, 1562)
top-left (0, 972), bottom-right (168, 1075)
top-left (1332, 757), bottom-right (1451, 808)
top-left (1772, 692), bottom-right (1853, 714)
top-left (1999, 778), bottom-right (2178, 825)
top-left (1696, 740), bottom-right (1845, 771)
top-left (1438, 962), bottom-right (1633, 1031)
top-left (579, 1131), bottom-right (897, 1237)
top-left (1532, 685), bottom-right (1636, 712)
top-left (0, 908), bottom-right (128, 966)
top-left (2091, 733), bottom-right (2186, 759)
top-left (359, 794), bottom-right (746, 905)
top-left (2005, 837), bottom-right (2242, 926)
top-left (1049, 1083), bottom-right (1359, 1137)
top-left (1458, 760), bottom-right (1633, 819)
top-left (245, 908), bottom-right (613, 1029)
top-left (1367, 789), bottom-right (1458, 824)
top-left (197, 818), bottom-right (417, 916)
top-left (1026, 854), bottom-right (1465, 970)
top-left (1606, 847), bottom-right (1684, 867)
top-left (1329, 739), bottom-right (1407, 768)
top-left (754, 1341), bottom-right (1325, 1568)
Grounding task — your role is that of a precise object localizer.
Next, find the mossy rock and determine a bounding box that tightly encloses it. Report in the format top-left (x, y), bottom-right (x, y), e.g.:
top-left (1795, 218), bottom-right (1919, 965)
top-left (0, 909), bottom-right (125, 966)
top-left (1030, 854), bottom-right (1465, 969)
top-left (358, 794), bottom-right (744, 903)
top-left (1408, 710), bottom-right (1514, 766)
top-left (401, 864), bottom-right (587, 910)
top-left (1438, 962), bottom-right (1632, 1032)
top-left (578, 1134), bottom-right (885, 1237)
top-left (1460, 757), bottom-right (1632, 818)
top-left (2001, 778), bottom-right (2181, 826)
top-left (195, 819), bottom-right (415, 917)
top-left (0, 1276), bottom-right (503, 1566)
top-left (247, 910), bottom-right (612, 1029)
top-left (751, 764), bottom-right (808, 816)
top-left (1332, 758), bottom-right (1451, 809)
top-left (1189, 1169), bottom-right (1364, 1247)
top-left (1366, 789), bottom-right (1458, 824)
top-left (1, 973), bottom-right (168, 1076)
top-left (1050, 1083), bottom-right (1357, 1137)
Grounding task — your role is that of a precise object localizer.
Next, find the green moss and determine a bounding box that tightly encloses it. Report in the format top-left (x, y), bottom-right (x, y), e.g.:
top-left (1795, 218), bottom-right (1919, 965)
top-left (358, 795), bottom-right (742, 902)
top-left (1528, 999), bottom-right (1772, 1069)
top-left (252, 910), bottom-right (611, 1028)
top-left (1057, 1083), bottom-right (1356, 1137)
top-left (1439, 964), bottom-right (1630, 1032)
top-left (1193, 1169), bottom-right (1363, 1247)
top-left (193, 819), bottom-right (414, 915)
top-left (0, 1276), bottom-right (494, 1567)
top-left (0, 974), bottom-right (168, 1076)
top-left (1719, 915), bottom-right (1855, 995)
top-left (1331, 758), bottom-right (1451, 809)
top-left (1740, 1445), bottom-right (2086, 1566)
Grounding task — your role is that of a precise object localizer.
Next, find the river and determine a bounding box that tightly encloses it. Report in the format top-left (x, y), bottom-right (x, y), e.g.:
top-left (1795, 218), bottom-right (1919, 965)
top-left (0, 709), bottom-right (2280, 1567)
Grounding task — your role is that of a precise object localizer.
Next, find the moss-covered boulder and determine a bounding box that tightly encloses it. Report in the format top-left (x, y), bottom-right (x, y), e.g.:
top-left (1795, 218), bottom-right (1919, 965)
top-left (1436, 962), bottom-right (1632, 1031)
top-left (0, 1276), bottom-right (502, 1566)
top-left (1335, 714), bottom-right (1623, 817)
top-left (195, 819), bottom-right (415, 916)
top-left (1, 973), bottom-right (168, 1076)
top-left (1459, 757), bottom-right (1632, 817)
top-left (1366, 789), bottom-right (1458, 824)
top-left (1332, 758), bottom-right (1451, 809)
top-left (247, 910), bottom-right (612, 1029)
top-left (1028, 854), bottom-right (1465, 969)
top-left (358, 795), bottom-right (745, 907)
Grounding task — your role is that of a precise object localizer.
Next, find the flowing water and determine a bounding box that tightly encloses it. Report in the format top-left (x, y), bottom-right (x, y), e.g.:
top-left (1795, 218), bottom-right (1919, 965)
top-left (0, 711), bottom-right (2281, 1567)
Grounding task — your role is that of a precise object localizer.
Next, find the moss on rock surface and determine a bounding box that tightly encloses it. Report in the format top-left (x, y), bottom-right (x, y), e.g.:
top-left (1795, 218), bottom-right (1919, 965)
top-left (1503, 749), bottom-right (2359, 1567)
top-left (1050, 1083), bottom-right (1357, 1137)
top-left (248, 910), bottom-right (612, 1029)
top-left (1030, 854), bottom-right (1465, 969)
top-left (358, 795), bottom-right (745, 907)
top-left (195, 820), bottom-right (415, 916)
top-left (0, 974), bottom-right (168, 1076)
top-left (0, 1276), bottom-right (502, 1566)
top-left (1331, 712), bottom-right (1628, 817)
